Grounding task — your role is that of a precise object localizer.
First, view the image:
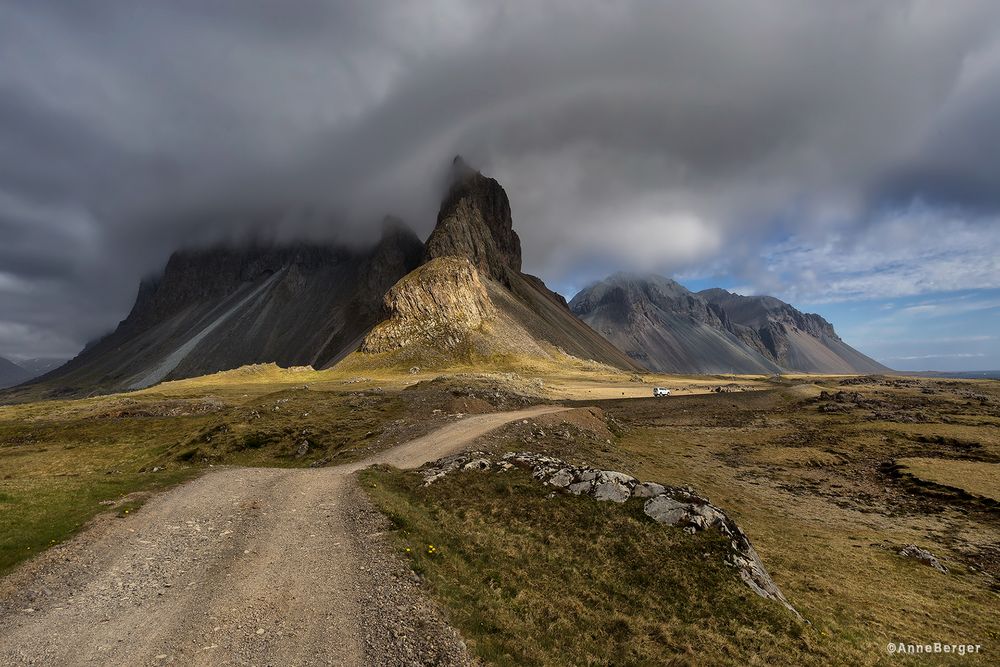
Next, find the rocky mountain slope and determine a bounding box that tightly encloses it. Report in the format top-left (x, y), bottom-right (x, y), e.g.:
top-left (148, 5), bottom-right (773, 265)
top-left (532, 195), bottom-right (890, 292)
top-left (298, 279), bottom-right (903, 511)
top-left (697, 288), bottom-right (888, 374)
top-left (352, 158), bottom-right (642, 370)
top-left (570, 273), bottom-right (887, 374)
top-left (0, 357), bottom-right (32, 389)
top-left (20, 221), bottom-right (423, 396)
top-left (361, 256), bottom-right (500, 355)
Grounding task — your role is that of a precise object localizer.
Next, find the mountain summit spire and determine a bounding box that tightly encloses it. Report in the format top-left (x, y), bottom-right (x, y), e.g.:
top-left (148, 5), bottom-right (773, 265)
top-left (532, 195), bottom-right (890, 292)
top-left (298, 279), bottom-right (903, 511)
top-left (426, 157), bottom-right (522, 282)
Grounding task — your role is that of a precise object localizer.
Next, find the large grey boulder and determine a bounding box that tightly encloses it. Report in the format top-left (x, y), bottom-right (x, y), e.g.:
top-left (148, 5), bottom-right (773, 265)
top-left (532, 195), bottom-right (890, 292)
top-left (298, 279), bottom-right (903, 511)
top-left (592, 481), bottom-right (631, 503)
top-left (643, 496), bottom-right (691, 526)
top-left (691, 503), bottom-right (727, 529)
top-left (462, 458), bottom-right (492, 471)
top-left (631, 482), bottom-right (666, 499)
top-left (597, 470), bottom-right (636, 486)
top-left (547, 468), bottom-right (574, 488)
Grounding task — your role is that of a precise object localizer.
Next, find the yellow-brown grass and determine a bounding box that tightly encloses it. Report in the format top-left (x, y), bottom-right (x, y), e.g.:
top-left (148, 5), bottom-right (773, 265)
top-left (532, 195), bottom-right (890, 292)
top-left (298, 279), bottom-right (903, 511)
top-left (372, 377), bottom-right (1000, 664)
top-left (897, 458), bottom-right (1000, 503)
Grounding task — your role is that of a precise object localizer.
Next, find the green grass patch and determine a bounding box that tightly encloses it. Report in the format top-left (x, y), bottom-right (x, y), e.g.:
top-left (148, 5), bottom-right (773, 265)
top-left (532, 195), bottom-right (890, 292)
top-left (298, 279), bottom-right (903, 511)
top-left (0, 466), bottom-right (196, 576)
top-left (362, 466), bottom-right (827, 666)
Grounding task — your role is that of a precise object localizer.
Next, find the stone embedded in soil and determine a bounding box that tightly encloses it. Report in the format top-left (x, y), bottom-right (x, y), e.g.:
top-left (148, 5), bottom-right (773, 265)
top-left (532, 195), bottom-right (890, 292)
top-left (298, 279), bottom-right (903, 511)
top-left (898, 544), bottom-right (949, 574)
top-left (547, 469), bottom-right (574, 488)
top-left (462, 458), bottom-right (491, 471)
top-left (631, 482), bottom-right (666, 499)
top-left (592, 481), bottom-right (631, 503)
top-left (643, 496), bottom-right (690, 525)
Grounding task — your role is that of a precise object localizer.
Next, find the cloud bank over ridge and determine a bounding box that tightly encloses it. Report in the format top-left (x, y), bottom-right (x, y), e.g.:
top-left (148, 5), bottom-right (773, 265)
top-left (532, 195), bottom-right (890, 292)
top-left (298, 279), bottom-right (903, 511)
top-left (2, 1), bottom-right (1000, 361)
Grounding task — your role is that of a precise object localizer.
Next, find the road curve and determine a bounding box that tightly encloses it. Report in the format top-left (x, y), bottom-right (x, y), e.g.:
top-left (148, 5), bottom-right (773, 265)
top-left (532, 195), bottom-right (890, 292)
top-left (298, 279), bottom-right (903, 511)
top-left (0, 404), bottom-right (569, 666)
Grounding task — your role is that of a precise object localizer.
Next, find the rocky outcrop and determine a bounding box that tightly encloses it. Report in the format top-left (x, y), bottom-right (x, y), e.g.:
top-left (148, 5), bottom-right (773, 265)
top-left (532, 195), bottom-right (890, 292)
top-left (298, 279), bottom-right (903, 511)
top-left (898, 544), bottom-right (948, 574)
top-left (420, 450), bottom-right (802, 618)
top-left (425, 157), bottom-right (522, 284)
top-left (362, 257), bottom-right (497, 353)
top-left (571, 273), bottom-right (888, 374)
top-left (11, 157), bottom-right (641, 399)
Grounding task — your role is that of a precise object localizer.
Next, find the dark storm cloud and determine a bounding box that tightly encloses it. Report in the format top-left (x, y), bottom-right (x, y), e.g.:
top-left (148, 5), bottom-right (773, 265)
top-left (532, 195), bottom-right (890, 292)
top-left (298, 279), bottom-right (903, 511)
top-left (878, 60), bottom-right (1000, 212)
top-left (2, 0), bottom-right (1000, 359)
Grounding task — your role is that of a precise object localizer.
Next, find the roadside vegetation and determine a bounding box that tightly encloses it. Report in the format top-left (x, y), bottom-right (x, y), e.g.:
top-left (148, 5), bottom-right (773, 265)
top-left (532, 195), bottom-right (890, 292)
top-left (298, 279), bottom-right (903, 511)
top-left (0, 407), bottom-right (200, 575)
top-left (0, 360), bottom-right (696, 578)
top-left (362, 465), bottom-right (813, 666)
top-left (365, 376), bottom-right (1000, 665)
top-left (0, 379), bottom-right (413, 576)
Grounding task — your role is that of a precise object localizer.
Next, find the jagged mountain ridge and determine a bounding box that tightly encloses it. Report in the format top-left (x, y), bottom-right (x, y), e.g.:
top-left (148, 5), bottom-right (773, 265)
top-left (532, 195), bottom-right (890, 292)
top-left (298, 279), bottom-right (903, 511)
top-left (570, 273), bottom-right (888, 374)
top-left (355, 158), bottom-right (642, 370)
top-left (425, 158), bottom-right (522, 283)
top-left (8, 155), bottom-right (881, 397)
top-left (696, 288), bottom-right (888, 374)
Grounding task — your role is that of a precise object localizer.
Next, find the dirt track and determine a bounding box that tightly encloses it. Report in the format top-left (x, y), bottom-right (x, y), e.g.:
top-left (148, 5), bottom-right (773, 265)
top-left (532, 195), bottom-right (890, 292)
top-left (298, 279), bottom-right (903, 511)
top-left (0, 405), bottom-right (568, 666)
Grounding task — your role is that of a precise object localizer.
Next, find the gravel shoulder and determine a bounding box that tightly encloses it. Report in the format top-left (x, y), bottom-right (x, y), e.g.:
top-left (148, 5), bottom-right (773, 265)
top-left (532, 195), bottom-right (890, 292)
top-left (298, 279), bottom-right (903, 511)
top-left (0, 405), bottom-right (567, 666)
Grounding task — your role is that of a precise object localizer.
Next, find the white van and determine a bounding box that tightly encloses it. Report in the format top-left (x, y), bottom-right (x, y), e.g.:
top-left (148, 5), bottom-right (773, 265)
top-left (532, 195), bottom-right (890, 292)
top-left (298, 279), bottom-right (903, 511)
top-left (653, 387), bottom-right (671, 397)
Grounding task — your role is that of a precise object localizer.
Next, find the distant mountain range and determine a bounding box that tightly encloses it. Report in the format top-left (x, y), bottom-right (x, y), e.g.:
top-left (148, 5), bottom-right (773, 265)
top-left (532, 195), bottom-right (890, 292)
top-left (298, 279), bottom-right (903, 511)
top-left (0, 356), bottom-right (68, 389)
top-left (7, 158), bottom-right (886, 399)
top-left (570, 273), bottom-right (887, 374)
top-left (0, 357), bottom-right (31, 389)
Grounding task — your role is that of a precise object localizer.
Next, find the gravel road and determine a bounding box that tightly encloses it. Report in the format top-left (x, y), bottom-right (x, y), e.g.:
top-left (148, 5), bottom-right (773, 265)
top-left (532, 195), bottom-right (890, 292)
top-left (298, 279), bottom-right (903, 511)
top-left (0, 405), bottom-right (568, 666)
